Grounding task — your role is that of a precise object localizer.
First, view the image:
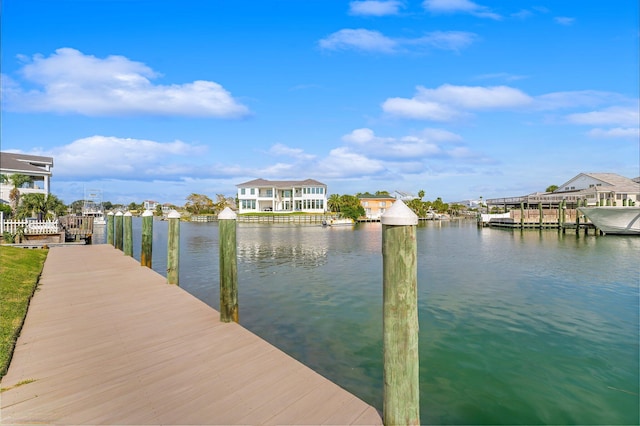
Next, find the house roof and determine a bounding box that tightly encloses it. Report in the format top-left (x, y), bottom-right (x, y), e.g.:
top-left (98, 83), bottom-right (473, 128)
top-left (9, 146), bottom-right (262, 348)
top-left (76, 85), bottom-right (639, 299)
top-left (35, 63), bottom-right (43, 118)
top-left (558, 172), bottom-right (640, 193)
top-left (0, 152), bottom-right (53, 175)
top-left (357, 193), bottom-right (396, 199)
top-left (237, 178), bottom-right (326, 188)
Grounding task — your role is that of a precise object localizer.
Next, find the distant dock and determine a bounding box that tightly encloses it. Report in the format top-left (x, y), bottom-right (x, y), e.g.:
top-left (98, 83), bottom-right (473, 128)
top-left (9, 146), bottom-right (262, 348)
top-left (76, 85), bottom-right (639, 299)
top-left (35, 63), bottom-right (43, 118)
top-left (1, 245), bottom-right (381, 425)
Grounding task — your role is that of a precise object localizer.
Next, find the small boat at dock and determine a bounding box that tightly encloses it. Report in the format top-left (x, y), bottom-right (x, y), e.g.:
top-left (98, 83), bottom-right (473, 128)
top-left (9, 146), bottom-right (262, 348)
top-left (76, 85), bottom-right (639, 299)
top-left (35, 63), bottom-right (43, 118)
top-left (322, 218), bottom-right (355, 227)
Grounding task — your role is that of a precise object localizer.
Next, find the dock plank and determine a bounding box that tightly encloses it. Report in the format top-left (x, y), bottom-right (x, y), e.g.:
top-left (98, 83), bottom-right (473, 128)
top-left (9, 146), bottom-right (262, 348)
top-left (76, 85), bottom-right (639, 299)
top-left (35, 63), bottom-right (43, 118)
top-left (1, 244), bottom-right (382, 425)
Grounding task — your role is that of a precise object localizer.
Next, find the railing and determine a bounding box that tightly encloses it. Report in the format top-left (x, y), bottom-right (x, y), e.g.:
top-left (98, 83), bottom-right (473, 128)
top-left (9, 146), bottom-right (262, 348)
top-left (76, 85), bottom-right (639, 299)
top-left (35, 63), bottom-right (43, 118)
top-left (1, 219), bottom-right (61, 234)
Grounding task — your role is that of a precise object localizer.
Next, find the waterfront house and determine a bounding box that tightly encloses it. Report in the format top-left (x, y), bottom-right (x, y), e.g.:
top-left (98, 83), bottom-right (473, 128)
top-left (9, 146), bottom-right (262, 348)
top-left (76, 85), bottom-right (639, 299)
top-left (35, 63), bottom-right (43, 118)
top-left (0, 152), bottom-right (53, 204)
top-left (143, 200), bottom-right (159, 211)
top-left (554, 173), bottom-right (640, 206)
top-left (358, 193), bottom-right (396, 220)
top-left (236, 178), bottom-right (327, 213)
top-left (486, 172), bottom-right (640, 209)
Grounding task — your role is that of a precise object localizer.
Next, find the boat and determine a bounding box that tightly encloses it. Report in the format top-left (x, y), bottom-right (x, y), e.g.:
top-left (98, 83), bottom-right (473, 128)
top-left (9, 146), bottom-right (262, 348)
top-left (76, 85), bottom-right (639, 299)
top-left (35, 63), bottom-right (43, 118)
top-left (83, 189), bottom-right (106, 226)
top-left (578, 206), bottom-right (640, 235)
top-left (322, 218), bottom-right (355, 227)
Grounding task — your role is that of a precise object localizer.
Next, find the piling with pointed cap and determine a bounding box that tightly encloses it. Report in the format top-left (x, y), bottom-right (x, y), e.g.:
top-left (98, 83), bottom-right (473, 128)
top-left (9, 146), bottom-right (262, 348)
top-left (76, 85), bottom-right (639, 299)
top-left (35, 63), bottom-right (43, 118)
top-left (381, 200), bottom-right (420, 425)
top-left (167, 210), bottom-right (181, 285)
top-left (218, 207), bottom-right (239, 323)
top-left (115, 211), bottom-right (124, 251)
top-left (123, 212), bottom-right (133, 256)
top-left (141, 210), bottom-right (153, 268)
top-left (107, 211), bottom-right (114, 245)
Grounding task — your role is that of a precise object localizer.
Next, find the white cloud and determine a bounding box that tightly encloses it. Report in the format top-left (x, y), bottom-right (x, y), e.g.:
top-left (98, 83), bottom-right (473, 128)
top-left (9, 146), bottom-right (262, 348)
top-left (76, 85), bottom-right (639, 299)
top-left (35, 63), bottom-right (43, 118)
top-left (318, 29), bottom-right (477, 54)
top-left (534, 90), bottom-right (625, 110)
top-left (349, 1), bottom-right (404, 16)
top-left (322, 147), bottom-right (387, 178)
top-left (566, 106), bottom-right (639, 127)
top-left (423, 0), bottom-right (501, 20)
top-left (554, 17), bottom-right (575, 26)
top-left (382, 97), bottom-right (460, 120)
top-left (417, 84), bottom-right (532, 109)
top-left (587, 128), bottom-right (640, 139)
top-left (3, 48), bottom-right (250, 118)
top-left (269, 143), bottom-right (317, 160)
top-left (382, 84), bottom-right (532, 120)
top-left (29, 135), bottom-right (207, 179)
top-left (342, 128), bottom-right (376, 143)
top-left (319, 29), bottom-right (397, 53)
top-left (409, 31), bottom-right (477, 52)
top-left (341, 127), bottom-right (472, 160)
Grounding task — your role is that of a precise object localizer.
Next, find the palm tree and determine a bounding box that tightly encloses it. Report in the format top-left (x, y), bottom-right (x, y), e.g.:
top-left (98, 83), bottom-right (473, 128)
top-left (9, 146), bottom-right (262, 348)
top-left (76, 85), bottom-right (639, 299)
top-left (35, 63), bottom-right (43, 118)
top-left (17, 193), bottom-right (67, 220)
top-left (327, 194), bottom-right (341, 213)
top-left (418, 189), bottom-right (425, 200)
top-left (8, 174), bottom-right (33, 215)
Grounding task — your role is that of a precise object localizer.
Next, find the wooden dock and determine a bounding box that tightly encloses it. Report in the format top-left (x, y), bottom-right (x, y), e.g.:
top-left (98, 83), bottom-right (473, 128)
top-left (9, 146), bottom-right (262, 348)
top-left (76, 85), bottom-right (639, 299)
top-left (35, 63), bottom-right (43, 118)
top-left (1, 245), bottom-right (382, 425)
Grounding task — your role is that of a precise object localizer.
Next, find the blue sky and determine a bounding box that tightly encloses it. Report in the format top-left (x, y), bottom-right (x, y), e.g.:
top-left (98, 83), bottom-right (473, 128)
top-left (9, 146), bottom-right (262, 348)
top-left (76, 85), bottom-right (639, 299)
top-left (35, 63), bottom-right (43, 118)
top-left (2, 0), bottom-right (638, 205)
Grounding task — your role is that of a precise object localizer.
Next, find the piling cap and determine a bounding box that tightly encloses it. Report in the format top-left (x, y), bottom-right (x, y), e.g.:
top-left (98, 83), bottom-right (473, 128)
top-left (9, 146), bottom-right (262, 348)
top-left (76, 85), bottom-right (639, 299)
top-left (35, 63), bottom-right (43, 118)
top-left (168, 210), bottom-right (181, 219)
top-left (381, 200), bottom-right (418, 226)
top-left (218, 207), bottom-right (237, 220)
top-left (107, 211), bottom-right (114, 216)
top-left (142, 210), bottom-right (154, 217)
top-left (124, 211), bottom-right (133, 217)
top-left (115, 211), bottom-right (123, 216)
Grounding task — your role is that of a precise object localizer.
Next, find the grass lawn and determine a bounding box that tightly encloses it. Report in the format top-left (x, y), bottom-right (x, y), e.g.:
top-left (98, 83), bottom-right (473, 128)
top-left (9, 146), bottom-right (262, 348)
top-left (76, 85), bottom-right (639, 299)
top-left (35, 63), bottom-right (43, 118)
top-left (0, 246), bottom-right (48, 378)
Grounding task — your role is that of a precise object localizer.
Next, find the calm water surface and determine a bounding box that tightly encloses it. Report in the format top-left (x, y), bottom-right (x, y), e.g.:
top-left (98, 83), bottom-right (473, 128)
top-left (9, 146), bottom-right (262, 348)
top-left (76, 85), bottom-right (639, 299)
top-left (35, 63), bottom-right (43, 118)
top-left (95, 219), bottom-right (639, 425)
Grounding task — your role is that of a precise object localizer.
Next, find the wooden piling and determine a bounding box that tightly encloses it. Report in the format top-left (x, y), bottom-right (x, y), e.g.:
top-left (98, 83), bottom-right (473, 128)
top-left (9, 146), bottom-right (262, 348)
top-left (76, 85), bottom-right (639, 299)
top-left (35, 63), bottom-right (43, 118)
top-left (520, 202), bottom-right (524, 229)
top-left (115, 211), bottom-right (123, 251)
top-left (167, 210), bottom-right (180, 285)
top-left (123, 212), bottom-right (133, 257)
top-left (141, 210), bottom-right (153, 268)
top-left (538, 203), bottom-right (543, 228)
top-left (218, 207), bottom-right (239, 323)
top-left (381, 200), bottom-right (420, 425)
top-left (107, 211), bottom-right (114, 246)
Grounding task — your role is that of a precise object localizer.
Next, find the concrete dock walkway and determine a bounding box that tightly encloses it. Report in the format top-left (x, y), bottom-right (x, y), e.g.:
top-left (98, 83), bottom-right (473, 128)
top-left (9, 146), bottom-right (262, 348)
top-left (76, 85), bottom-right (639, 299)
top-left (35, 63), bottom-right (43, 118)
top-left (1, 245), bottom-right (382, 425)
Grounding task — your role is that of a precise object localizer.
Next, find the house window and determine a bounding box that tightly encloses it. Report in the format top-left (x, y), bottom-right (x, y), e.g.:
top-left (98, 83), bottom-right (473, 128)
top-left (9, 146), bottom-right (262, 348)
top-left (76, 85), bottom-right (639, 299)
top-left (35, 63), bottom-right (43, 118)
top-left (241, 188), bottom-right (246, 195)
top-left (266, 189), bottom-right (273, 197)
top-left (283, 190), bottom-right (291, 197)
top-left (379, 201), bottom-right (386, 207)
top-left (363, 201), bottom-right (369, 207)
top-left (250, 188), bottom-right (255, 195)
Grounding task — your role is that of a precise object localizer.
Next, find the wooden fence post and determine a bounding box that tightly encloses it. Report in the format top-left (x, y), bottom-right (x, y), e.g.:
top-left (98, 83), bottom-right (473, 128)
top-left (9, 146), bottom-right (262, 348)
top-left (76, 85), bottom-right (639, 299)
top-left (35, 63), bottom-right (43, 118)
top-left (218, 207), bottom-right (239, 323)
top-left (167, 210), bottom-right (180, 285)
top-left (107, 211), bottom-right (114, 246)
top-left (123, 211), bottom-right (133, 256)
top-left (115, 211), bottom-right (123, 251)
top-left (141, 210), bottom-right (153, 268)
top-left (381, 200), bottom-right (420, 425)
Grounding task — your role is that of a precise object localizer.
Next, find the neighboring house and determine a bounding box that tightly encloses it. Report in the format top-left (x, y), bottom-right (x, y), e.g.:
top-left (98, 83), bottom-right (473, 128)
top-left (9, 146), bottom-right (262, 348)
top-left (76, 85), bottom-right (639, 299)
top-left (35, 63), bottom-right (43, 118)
top-left (358, 193), bottom-right (396, 220)
top-left (486, 172), bottom-right (640, 208)
top-left (144, 200), bottom-right (159, 211)
top-left (237, 178), bottom-right (327, 213)
top-left (161, 203), bottom-right (173, 214)
top-left (0, 152), bottom-right (53, 204)
top-left (554, 172), bottom-right (640, 206)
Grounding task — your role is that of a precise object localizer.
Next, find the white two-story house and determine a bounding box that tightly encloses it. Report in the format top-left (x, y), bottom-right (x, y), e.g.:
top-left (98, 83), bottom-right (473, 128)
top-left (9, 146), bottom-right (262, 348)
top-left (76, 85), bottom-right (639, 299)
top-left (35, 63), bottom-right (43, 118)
top-left (0, 152), bottom-right (53, 204)
top-left (237, 178), bottom-right (327, 213)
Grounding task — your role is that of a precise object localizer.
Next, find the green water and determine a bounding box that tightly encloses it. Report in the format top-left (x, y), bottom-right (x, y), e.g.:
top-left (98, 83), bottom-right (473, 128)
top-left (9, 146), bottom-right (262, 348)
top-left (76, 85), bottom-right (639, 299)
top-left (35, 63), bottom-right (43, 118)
top-left (108, 219), bottom-right (639, 424)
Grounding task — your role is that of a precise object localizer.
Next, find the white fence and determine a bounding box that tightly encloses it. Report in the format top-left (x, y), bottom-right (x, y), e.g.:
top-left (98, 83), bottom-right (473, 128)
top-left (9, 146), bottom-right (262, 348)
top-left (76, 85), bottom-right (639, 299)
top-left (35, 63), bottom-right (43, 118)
top-left (0, 213), bottom-right (61, 235)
